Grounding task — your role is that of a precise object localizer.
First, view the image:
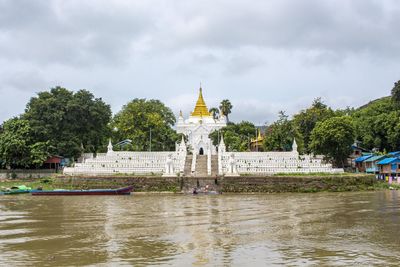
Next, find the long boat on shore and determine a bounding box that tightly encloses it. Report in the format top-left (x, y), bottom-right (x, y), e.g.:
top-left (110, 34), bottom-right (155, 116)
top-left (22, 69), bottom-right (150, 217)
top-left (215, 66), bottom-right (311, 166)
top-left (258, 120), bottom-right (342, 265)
top-left (31, 186), bottom-right (133, 196)
top-left (1, 185), bottom-right (32, 195)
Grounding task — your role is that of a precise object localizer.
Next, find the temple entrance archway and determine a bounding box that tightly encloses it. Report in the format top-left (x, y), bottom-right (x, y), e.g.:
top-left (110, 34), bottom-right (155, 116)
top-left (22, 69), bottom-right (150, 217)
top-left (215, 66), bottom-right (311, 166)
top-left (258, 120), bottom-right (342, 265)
top-left (199, 148), bottom-right (204, 155)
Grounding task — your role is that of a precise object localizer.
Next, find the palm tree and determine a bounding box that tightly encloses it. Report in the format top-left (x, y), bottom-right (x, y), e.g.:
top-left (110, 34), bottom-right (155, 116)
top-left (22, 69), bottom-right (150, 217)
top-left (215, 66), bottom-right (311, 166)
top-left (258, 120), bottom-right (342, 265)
top-left (219, 99), bottom-right (233, 122)
top-left (209, 107), bottom-right (220, 120)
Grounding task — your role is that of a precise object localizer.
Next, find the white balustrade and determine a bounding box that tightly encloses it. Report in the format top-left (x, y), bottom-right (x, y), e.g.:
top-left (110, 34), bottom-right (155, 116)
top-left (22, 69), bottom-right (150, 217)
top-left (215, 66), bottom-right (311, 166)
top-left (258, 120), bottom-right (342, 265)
top-left (218, 151), bottom-right (344, 175)
top-left (191, 153), bottom-right (197, 175)
top-left (64, 150), bottom-right (186, 176)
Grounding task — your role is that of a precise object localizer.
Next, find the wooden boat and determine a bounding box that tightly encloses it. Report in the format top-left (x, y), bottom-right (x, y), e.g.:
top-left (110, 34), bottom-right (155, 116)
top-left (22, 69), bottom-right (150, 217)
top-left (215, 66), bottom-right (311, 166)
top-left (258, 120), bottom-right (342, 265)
top-left (193, 190), bottom-right (220, 195)
top-left (31, 186), bottom-right (133, 196)
top-left (192, 187), bottom-right (221, 195)
top-left (1, 185), bottom-right (32, 195)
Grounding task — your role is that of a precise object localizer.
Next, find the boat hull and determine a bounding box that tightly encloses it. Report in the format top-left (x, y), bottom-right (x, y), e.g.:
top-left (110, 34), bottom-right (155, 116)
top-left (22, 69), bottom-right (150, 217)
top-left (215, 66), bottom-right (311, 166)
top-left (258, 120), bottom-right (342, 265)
top-left (2, 190), bottom-right (31, 195)
top-left (193, 191), bottom-right (220, 195)
top-left (31, 186), bottom-right (133, 196)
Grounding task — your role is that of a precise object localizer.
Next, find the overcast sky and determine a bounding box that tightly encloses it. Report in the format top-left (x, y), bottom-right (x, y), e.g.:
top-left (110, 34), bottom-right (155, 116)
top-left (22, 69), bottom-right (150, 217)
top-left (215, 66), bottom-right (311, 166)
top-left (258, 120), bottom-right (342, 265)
top-left (0, 0), bottom-right (399, 125)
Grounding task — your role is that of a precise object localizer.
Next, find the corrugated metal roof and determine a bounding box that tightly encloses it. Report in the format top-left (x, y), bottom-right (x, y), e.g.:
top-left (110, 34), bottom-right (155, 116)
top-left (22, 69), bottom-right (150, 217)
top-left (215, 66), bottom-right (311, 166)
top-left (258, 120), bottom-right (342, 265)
top-left (377, 158), bottom-right (400, 165)
top-left (364, 155), bottom-right (386, 162)
top-left (355, 155), bottom-right (373, 163)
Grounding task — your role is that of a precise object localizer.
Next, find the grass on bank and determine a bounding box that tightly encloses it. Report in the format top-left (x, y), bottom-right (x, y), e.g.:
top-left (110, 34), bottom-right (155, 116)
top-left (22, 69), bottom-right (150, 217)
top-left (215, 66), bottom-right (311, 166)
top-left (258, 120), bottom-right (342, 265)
top-left (0, 177), bottom-right (64, 191)
top-left (273, 172), bottom-right (371, 177)
top-left (238, 172), bottom-right (372, 177)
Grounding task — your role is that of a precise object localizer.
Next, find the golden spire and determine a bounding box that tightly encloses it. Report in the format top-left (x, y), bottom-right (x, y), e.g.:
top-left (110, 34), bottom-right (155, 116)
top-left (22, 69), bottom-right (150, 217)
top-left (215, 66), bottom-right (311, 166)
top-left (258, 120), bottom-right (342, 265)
top-left (251, 129), bottom-right (264, 143)
top-left (191, 86), bottom-right (211, 117)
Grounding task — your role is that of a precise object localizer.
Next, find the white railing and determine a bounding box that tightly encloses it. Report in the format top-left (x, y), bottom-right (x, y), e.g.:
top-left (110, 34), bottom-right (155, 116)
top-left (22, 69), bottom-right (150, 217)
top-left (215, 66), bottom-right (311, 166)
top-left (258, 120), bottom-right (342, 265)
top-left (191, 153), bottom-right (197, 175)
top-left (207, 149), bottom-right (212, 176)
top-left (218, 149), bottom-right (222, 175)
top-left (64, 151), bottom-right (186, 176)
top-left (219, 152), bottom-right (344, 175)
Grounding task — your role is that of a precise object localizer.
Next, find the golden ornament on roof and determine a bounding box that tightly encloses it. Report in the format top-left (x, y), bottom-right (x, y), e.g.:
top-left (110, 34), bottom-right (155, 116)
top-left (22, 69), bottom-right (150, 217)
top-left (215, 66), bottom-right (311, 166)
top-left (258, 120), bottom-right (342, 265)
top-left (191, 87), bottom-right (211, 117)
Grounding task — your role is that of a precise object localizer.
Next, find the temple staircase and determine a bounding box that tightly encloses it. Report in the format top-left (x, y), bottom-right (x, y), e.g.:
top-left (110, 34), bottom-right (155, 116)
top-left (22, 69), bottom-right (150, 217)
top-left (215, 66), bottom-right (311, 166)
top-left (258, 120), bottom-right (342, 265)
top-left (195, 155), bottom-right (208, 177)
top-left (182, 154), bottom-right (219, 177)
top-left (183, 155), bottom-right (193, 176)
top-left (181, 154), bottom-right (221, 192)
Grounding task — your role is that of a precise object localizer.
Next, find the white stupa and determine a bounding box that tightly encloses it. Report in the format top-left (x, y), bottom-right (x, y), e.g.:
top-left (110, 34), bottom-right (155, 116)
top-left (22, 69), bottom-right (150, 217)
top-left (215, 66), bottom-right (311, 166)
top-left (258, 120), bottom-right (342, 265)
top-left (176, 87), bottom-right (226, 155)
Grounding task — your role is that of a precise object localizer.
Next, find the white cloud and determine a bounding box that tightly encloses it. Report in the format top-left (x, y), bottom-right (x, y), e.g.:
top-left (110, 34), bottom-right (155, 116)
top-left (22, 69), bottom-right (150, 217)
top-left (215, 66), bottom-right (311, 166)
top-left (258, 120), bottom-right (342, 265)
top-left (0, 0), bottom-right (399, 124)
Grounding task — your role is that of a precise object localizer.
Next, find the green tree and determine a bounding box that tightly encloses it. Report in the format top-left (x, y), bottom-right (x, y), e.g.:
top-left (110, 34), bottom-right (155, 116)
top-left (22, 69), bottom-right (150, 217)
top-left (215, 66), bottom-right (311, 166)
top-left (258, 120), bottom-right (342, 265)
top-left (0, 118), bottom-right (50, 169)
top-left (209, 107), bottom-right (220, 120)
top-left (335, 106), bottom-right (355, 117)
top-left (263, 111), bottom-right (297, 151)
top-left (112, 99), bottom-right (179, 151)
top-left (219, 99), bottom-right (233, 122)
top-left (209, 121), bottom-right (256, 151)
top-left (310, 116), bottom-right (355, 167)
top-left (292, 98), bottom-right (335, 153)
top-left (351, 96), bottom-right (397, 151)
top-left (391, 80), bottom-right (400, 106)
top-left (23, 86), bottom-right (112, 158)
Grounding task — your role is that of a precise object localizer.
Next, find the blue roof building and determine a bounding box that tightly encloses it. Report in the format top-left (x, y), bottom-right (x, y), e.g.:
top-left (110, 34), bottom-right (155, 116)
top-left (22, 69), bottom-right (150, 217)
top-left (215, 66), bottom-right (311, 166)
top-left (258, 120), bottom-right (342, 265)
top-left (355, 155), bottom-right (373, 163)
top-left (354, 154), bottom-right (373, 172)
top-left (364, 155), bottom-right (388, 173)
top-left (388, 151), bottom-right (400, 157)
top-left (377, 157), bottom-right (400, 175)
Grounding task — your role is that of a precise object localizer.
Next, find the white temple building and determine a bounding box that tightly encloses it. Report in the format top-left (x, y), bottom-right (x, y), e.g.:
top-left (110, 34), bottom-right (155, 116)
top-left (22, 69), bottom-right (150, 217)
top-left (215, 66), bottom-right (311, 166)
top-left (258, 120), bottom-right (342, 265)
top-left (63, 86), bottom-right (344, 177)
top-left (176, 87), bottom-right (226, 155)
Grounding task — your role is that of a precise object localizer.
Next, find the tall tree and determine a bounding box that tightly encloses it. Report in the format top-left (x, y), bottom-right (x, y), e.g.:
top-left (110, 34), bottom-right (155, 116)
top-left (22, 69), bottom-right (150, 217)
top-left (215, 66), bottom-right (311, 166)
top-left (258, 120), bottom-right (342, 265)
top-left (0, 118), bottom-right (50, 169)
top-left (209, 107), bottom-right (220, 120)
top-left (391, 80), bottom-right (400, 105)
top-left (293, 98), bottom-right (335, 153)
top-left (263, 111), bottom-right (297, 151)
top-left (310, 116), bottom-right (355, 167)
top-left (112, 99), bottom-right (179, 151)
top-left (352, 96), bottom-right (397, 151)
top-left (23, 86), bottom-right (112, 158)
top-left (219, 99), bottom-right (233, 122)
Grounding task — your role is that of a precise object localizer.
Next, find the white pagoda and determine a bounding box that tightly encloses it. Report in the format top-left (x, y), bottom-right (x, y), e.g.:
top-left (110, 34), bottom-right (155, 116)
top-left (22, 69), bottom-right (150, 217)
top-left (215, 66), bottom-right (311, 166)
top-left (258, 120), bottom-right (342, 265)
top-left (176, 87), bottom-right (226, 155)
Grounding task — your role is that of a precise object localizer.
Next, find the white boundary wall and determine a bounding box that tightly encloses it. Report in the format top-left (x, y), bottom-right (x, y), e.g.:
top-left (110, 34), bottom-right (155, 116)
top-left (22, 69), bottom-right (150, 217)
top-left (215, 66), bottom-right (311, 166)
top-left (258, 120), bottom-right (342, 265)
top-left (64, 151), bottom-right (186, 176)
top-left (219, 151), bottom-right (344, 175)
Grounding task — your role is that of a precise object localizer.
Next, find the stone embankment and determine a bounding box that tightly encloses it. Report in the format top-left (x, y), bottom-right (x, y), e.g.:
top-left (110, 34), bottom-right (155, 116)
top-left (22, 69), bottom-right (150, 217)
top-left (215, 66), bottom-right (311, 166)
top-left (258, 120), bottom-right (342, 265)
top-left (0, 169), bottom-right (56, 179)
top-left (47, 174), bottom-right (376, 193)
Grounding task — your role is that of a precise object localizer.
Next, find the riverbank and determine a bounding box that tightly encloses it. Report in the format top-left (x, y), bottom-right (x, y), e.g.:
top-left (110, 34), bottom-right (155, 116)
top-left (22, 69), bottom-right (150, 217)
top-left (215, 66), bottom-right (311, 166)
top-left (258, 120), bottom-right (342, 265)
top-left (0, 173), bottom-right (395, 193)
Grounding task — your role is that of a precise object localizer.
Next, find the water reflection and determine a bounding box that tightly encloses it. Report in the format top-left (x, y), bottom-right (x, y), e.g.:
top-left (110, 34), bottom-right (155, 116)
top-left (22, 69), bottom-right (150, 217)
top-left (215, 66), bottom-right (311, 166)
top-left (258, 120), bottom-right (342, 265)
top-left (0, 191), bottom-right (400, 266)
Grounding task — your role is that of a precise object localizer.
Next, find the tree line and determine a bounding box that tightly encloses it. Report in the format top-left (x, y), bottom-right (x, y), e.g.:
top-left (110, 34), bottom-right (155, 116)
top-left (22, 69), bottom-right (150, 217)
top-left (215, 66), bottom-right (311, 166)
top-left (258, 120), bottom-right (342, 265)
top-left (0, 81), bottom-right (399, 169)
top-left (0, 87), bottom-right (178, 169)
top-left (0, 85), bottom-right (236, 169)
top-left (210, 81), bottom-right (400, 167)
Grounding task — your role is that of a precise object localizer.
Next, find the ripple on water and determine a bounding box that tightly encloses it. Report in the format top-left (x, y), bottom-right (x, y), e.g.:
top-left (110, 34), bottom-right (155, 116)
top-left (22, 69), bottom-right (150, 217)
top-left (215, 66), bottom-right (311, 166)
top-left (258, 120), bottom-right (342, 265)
top-left (0, 192), bottom-right (400, 265)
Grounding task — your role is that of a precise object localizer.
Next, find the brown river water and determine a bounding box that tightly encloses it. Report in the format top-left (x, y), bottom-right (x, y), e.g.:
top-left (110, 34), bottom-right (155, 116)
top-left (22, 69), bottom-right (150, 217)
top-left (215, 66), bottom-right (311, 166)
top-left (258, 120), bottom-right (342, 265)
top-left (1, 191), bottom-right (400, 266)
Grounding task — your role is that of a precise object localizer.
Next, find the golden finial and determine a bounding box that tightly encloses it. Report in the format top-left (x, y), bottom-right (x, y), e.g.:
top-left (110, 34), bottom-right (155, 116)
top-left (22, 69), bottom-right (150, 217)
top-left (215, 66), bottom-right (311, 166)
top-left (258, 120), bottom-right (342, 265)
top-left (191, 85), bottom-right (211, 117)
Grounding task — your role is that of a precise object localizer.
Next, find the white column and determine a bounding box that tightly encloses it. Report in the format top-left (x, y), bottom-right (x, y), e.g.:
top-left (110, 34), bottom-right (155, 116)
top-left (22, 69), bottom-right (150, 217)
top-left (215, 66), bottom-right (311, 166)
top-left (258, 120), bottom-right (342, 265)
top-left (207, 146), bottom-right (212, 176)
top-left (225, 153), bottom-right (239, 177)
top-left (162, 154), bottom-right (177, 177)
top-left (107, 139), bottom-right (114, 156)
top-left (218, 134), bottom-right (226, 175)
top-left (218, 149), bottom-right (223, 175)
